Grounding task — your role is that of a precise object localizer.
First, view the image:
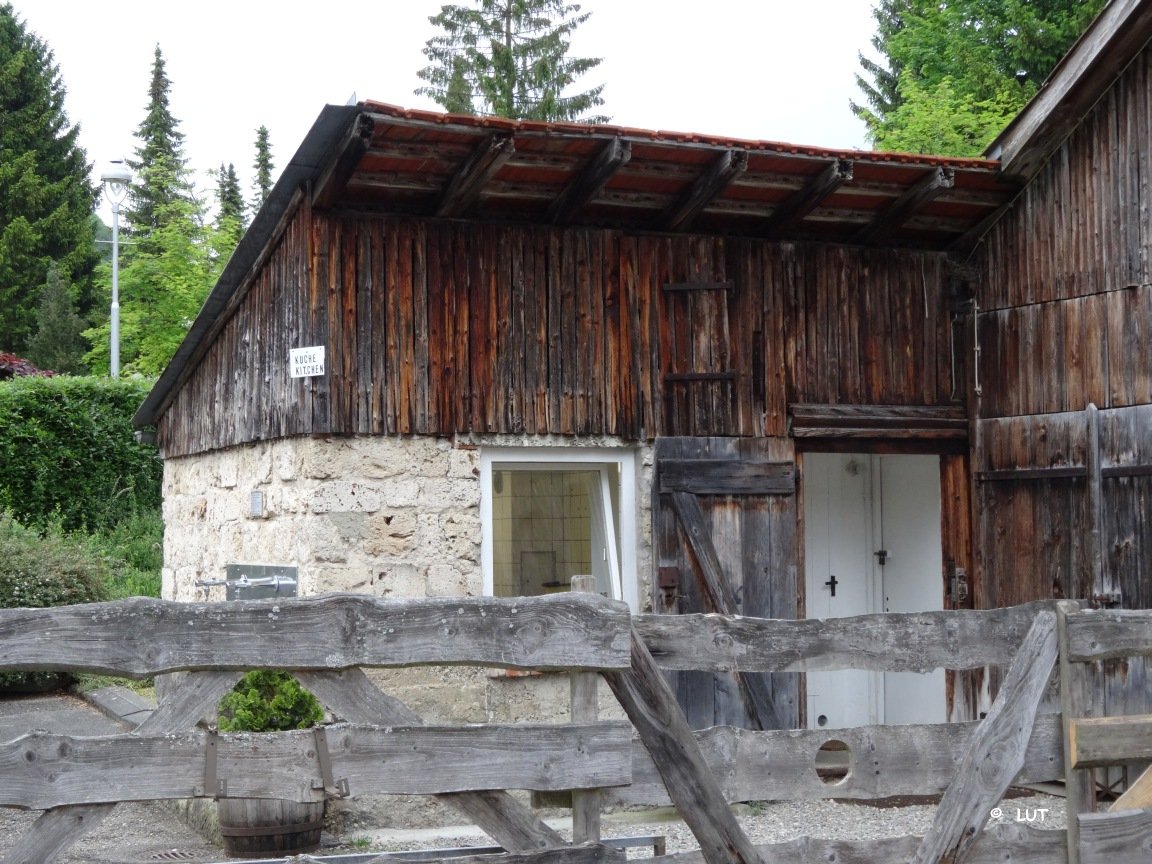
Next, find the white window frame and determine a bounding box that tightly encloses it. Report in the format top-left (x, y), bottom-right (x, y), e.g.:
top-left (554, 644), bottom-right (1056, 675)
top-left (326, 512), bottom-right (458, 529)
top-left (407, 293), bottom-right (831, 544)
top-left (479, 447), bottom-right (639, 612)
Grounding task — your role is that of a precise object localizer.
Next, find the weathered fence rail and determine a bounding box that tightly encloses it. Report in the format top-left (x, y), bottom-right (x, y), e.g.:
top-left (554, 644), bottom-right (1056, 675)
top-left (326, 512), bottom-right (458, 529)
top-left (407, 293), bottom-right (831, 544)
top-left (2, 594), bottom-right (1152, 864)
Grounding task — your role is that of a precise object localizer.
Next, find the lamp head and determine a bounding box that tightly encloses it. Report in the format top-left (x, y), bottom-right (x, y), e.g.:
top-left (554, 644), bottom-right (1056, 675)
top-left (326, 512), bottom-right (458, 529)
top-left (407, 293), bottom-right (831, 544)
top-left (101, 161), bottom-right (133, 206)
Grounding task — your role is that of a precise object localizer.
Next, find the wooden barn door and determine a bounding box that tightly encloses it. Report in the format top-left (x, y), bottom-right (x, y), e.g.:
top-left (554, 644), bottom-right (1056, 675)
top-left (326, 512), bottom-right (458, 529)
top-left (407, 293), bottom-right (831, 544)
top-left (653, 436), bottom-right (798, 730)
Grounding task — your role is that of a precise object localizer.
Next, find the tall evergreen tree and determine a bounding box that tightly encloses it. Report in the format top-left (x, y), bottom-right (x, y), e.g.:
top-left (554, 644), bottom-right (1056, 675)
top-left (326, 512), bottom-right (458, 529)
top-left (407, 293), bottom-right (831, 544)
top-left (0, 4), bottom-right (98, 353)
top-left (124, 45), bottom-right (191, 238)
top-left (855, 0), bottom-right (1107, 155)
top-left (213, 162), bottom-right (245, 259)
top-left (251, 125), bottom-right (274, 212)
top-left (84, 50), bottom-right (215, 376)
top-left (27, 264), bottom-right (88, 374)
top-left (416, 0), bottom-right (607, 122)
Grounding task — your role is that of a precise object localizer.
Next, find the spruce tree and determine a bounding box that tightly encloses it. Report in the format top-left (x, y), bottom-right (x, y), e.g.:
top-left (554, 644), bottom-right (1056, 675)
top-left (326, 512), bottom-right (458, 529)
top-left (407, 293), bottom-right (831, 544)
top-left (213, 162), bottom-right (245, 258)
top-left (416, 0), bottom-right (607, 123)
top-left (0, 4), bottom-right (98, 353)
top-left (27, 264), bottom-right (88, 374)
top-left (125, 45), bottom-right (191, 237)
top-left (251, 125), bottom-right (274, 211)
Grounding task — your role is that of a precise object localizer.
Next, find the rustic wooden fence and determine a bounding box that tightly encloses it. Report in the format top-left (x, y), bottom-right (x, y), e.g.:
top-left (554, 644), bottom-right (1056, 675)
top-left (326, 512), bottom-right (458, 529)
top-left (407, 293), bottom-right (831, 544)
top-left (2, 594), bottom-right (1151, 863)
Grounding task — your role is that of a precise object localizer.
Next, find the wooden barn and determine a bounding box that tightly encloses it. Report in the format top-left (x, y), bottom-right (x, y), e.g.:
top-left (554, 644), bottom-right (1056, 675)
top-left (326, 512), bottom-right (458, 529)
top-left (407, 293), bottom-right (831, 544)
top-left (135, 0), bottom-right (1152, 730)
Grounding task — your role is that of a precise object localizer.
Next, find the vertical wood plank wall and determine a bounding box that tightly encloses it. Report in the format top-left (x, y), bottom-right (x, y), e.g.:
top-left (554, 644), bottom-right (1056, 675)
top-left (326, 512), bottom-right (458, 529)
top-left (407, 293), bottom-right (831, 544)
top-left (159, 215), bottom-right (957, 459)
top-left (968, 48), bottom-right (1152, 723)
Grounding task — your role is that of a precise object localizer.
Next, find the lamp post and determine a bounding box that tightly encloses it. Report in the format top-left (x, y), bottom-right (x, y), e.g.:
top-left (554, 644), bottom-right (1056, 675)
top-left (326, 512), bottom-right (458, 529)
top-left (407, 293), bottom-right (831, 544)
top-left (101, 161), bottom-right (132, 377)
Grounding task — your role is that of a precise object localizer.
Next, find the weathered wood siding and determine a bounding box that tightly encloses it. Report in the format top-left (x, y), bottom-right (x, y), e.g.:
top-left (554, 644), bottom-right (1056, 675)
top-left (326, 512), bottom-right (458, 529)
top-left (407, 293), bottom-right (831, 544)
top-left (158, 215), bottom-right (957, 458)
top-left (977, 50), bottom-right (1152, 420)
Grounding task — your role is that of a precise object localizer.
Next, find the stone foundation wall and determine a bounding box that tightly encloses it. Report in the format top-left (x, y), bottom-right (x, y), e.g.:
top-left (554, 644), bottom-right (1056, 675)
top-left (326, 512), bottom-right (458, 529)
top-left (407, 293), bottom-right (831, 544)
top-left (162, 434), bottom-right (651, 722)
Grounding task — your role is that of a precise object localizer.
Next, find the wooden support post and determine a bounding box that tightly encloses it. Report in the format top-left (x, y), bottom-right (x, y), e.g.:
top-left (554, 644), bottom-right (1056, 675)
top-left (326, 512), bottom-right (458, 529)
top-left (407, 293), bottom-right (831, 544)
top-left (297, 668), bottom-right (566, 852)
top-left (1, 670), bottom-right (243, 864)
top-left (911, 609), bottom-right (1058, 864)
top-left (570, 575), bottom-right (601, 845)
top-left (1059, 600), bottom-right (1096, 864)
top-left (603, 626), bottom-right (764, 864)
top-left (1086, 404), bottom-right (1104, 599)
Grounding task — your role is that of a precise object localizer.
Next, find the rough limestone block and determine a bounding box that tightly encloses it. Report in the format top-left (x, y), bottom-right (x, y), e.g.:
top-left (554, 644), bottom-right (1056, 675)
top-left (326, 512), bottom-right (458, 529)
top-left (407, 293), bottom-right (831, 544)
top-left (310, 481), bottom-right (383, 514)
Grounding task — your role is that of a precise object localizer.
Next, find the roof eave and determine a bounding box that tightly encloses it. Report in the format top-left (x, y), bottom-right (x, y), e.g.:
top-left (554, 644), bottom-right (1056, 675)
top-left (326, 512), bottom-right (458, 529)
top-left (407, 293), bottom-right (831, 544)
top-left (133, 104), bottom-right (361, 431)
top-left (987, 0), bottom-right (1152, 181)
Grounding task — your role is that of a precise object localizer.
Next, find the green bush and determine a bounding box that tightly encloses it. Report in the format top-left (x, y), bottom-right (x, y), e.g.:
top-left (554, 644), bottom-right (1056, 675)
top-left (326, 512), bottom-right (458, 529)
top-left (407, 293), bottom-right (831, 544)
top-left (218, 671), bottom-right (324, 733)
top-left (0, 513), bottom-right (109, 692)
top-left (0, 376), bottom-right (161, 531)
top-left (89, 509), bottom-right (164, 599)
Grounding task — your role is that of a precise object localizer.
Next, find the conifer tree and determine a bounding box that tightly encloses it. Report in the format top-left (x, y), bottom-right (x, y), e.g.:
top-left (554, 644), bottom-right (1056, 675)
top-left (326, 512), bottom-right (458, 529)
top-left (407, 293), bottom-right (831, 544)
top-left (416, 0), bottom-right (606, 122)
top-left (252, 125), bottom-right (274, 211)
top-left (27, 264), bottom-right (88, 374)
top-left (0, 4), bottom-right (98, 353)
top-left (125, 45), bottom-right (192, 237)
top-left (213, 162), bottom-right (245, 260)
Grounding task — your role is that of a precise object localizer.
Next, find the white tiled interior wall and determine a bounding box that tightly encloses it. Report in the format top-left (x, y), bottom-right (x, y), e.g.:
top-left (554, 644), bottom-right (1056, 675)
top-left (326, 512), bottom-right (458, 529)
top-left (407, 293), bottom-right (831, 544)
top-left (492, 469), bottom-right (594, 596)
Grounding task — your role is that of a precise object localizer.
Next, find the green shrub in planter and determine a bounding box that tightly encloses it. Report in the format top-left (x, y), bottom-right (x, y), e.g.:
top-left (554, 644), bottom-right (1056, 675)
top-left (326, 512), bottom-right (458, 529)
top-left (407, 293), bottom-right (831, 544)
top-left (216, 671), bottom-right (328, 857)
top-left (0, 512), bottom-right (108, 692)
top-left (218, 670), bottom-right (324, 732)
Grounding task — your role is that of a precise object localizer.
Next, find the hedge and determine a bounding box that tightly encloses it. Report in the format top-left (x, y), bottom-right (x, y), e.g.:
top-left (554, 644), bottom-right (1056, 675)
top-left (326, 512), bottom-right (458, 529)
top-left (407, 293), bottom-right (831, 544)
top-left (0, 376), bottom-right (161, 531)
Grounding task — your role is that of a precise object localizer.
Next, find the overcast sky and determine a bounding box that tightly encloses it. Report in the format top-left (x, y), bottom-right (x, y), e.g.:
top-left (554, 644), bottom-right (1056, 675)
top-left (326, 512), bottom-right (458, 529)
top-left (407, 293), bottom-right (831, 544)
top-left (18, 1), bottom-right (878, 216)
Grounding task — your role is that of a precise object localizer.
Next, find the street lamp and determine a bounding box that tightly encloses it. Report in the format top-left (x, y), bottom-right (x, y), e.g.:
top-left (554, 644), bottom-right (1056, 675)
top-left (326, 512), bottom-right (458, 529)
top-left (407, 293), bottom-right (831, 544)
top-left (101, 161), bottom-right (132, 377)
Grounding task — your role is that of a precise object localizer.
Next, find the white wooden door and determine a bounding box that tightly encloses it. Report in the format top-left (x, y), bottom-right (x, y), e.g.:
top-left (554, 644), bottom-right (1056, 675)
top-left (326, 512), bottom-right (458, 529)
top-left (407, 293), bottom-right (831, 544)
top-left (804, 453), bottom-right (944, 729)
top-left (803, 453), bottom-right (881, 729)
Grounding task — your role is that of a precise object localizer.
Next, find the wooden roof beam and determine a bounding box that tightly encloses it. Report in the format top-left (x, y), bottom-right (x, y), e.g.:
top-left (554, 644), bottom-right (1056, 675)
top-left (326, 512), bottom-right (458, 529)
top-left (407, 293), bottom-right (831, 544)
top-left (437, 134), bottom-right (516, 218)
top-left (311, 113), bottom-right (375, 209)
top-left (662, 148), bottom-right (748, 232)
top-left (854, 166), bottom-right (954, 244)
top-left (547, 137), bottom-right (631, 224)
top-left (762, 158), bottom-right (853, 234)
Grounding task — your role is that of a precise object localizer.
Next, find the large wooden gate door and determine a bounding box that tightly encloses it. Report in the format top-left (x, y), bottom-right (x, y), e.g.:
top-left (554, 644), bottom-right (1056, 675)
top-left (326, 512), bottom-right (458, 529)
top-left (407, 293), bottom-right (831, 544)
top-left (653, 436), bottom-right (799, 729)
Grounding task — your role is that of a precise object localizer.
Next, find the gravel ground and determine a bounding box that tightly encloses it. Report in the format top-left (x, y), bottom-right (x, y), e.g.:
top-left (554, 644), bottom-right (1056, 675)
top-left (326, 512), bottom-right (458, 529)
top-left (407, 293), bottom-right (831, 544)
top-left (0, 791), bottom-right (1066, 863)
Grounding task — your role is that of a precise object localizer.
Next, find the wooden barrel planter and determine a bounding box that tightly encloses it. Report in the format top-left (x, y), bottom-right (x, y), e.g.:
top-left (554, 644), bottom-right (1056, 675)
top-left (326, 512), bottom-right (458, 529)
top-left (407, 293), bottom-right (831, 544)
top-left (217, 798), bottom-right (325, 858)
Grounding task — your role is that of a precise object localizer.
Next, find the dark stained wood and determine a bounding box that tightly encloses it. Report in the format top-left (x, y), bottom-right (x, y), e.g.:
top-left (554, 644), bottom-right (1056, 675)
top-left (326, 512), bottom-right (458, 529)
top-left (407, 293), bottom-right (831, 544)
top-left (762, 159), bottom-right (853, 234)
top-left (657, 460), bottom-right (794, 496)
top-left (157, 217), bottom-right (964, 458)
top-left (662, 150), bottom-right (748, 232)
top-left (312, 114), bottom-right (375, 210)
top-left (548, 138), bottom-right (631, 224)
top-left (438, 135), bottom-right (516, 218)
top-left (855, 167), bottom-right (955, 245)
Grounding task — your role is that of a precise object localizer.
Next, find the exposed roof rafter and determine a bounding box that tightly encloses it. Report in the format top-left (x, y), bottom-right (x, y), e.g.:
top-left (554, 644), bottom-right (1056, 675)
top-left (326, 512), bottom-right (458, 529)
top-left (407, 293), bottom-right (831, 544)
top-left (762, 158), bottom-right (853, 235)
top-left (311, 114), bottom-right (375, 209)
top-left (437, 134), bottom-right (516, 218)
top-left (662, 149), bottom-right (748, 232)
top-left (548, 137), bottom-right (632, 224)
top-left (855, 167), bottom-right (954, 245)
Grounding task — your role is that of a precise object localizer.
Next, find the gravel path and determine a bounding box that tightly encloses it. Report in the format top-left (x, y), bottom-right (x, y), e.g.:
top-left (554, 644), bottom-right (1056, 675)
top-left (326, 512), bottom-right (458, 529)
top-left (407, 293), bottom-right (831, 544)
top-left (0, 791), bottom-right (1066, 863)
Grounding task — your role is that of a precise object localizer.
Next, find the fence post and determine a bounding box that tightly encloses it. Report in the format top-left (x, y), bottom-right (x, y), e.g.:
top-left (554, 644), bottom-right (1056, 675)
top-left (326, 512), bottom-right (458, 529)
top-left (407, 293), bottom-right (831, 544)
top-left (1059, 599), bottom-right (1094, 864)
top-left (570, 574), bottom-right (601, 845)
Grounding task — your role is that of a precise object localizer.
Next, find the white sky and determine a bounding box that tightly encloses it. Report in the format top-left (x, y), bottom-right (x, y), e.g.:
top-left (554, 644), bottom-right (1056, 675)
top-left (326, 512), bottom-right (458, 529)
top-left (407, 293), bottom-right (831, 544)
top-left (17, 1), bottom-right (877, 217)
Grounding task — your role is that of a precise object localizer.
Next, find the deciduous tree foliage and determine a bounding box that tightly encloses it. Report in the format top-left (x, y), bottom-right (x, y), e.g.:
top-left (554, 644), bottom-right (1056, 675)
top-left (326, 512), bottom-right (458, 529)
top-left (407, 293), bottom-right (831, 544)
top-left (416, 0), bottom-right (606, 122)
top-left (0, 4), bottom-right (97, 354)
top-left (855, 0), bottom-right (1107, 155)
